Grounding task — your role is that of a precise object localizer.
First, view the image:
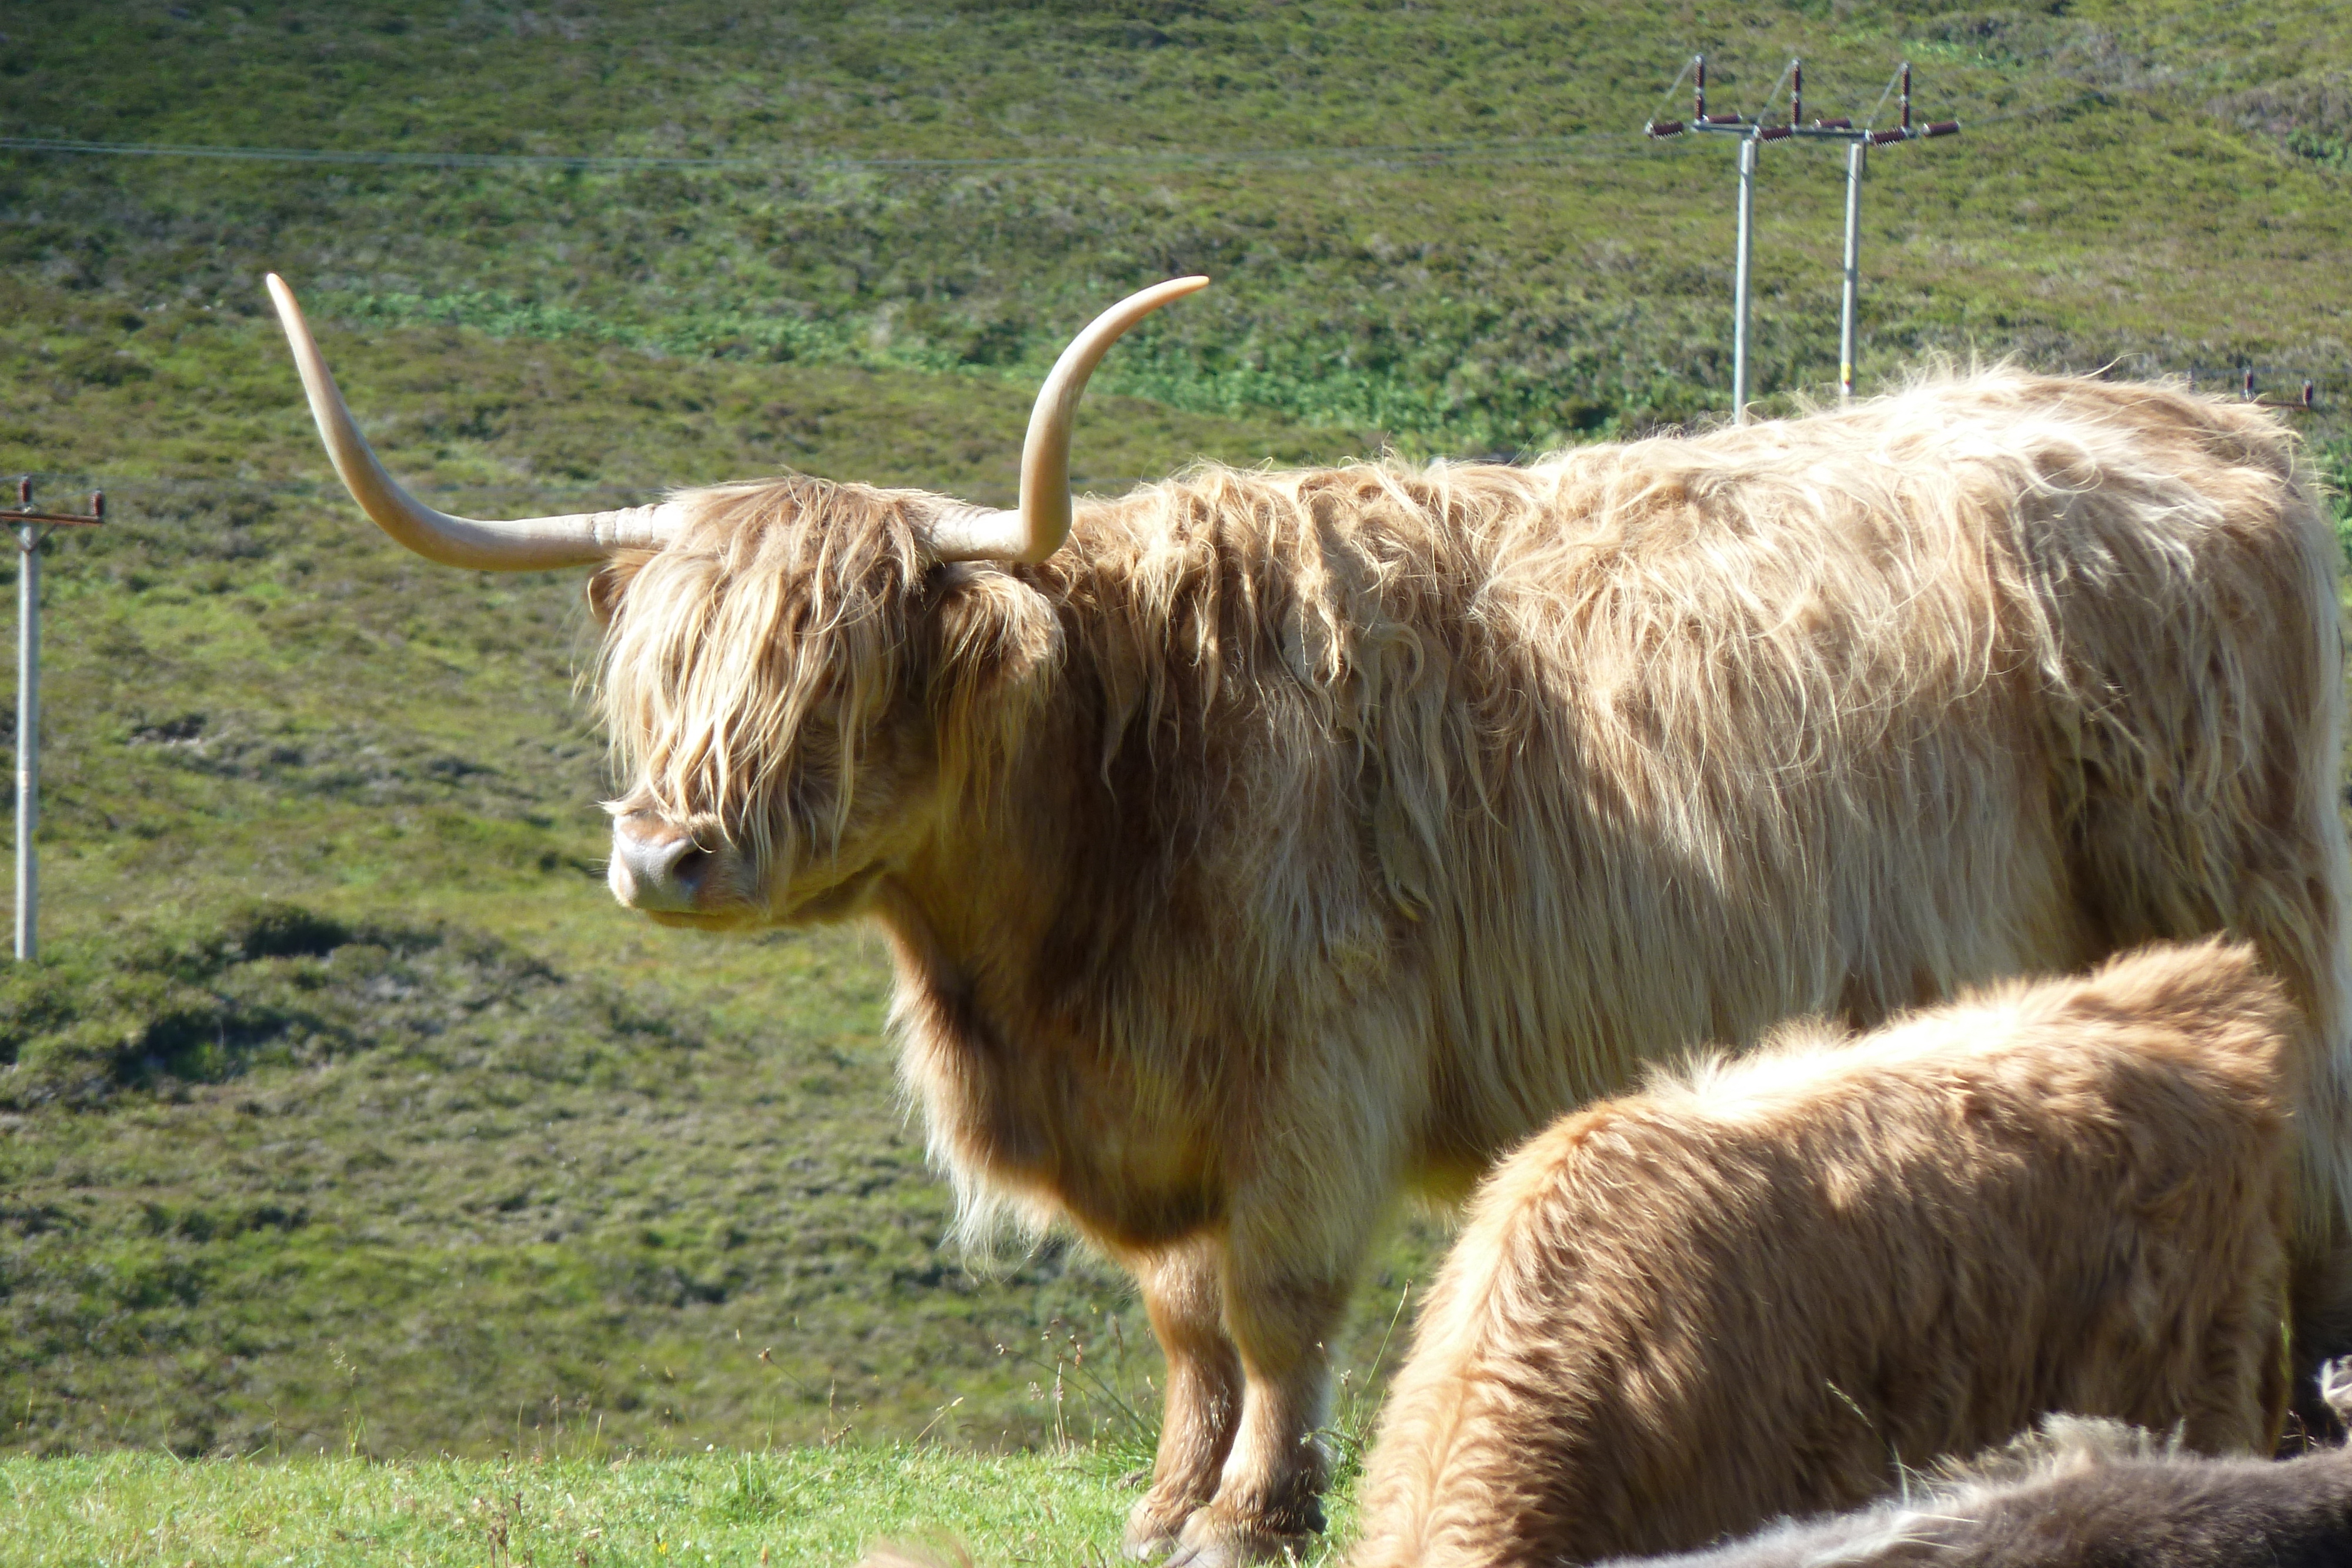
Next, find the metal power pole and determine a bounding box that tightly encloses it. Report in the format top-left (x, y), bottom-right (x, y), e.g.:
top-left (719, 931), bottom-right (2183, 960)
top-left (7, 479), bottom-right (103, 962)
top-left (1839, 142), bottom-right (1865, 400)
top-left (16, 506), bottom-right (37, 962)
top-left (1733, 136), bottom-right (1758, 422)
top-left (1648, 56), bottom-right (1958, 413)
top-left (1807, 62), bottom-right (1957, 402)
top-left (1650, 55), bottom-right (1799, 426)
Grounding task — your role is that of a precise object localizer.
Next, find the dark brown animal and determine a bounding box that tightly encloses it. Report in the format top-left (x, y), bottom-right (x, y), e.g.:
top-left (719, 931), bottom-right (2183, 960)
top-left (1350, 941), bottom-right (2296, 1568)
top-left (1594, 1369), bottom-right (2352, 1568)
top-left (268, 269), bottom-right (2352, 1566)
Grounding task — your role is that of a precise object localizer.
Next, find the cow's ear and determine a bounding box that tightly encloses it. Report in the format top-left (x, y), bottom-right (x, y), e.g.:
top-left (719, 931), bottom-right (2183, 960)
top-left (927, 564), bottom-right (1062, 726)
top-left (584, 557), bottom-right (646, 627)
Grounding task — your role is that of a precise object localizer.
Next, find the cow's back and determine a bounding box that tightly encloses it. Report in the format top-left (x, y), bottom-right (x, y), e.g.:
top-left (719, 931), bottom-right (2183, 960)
top-left (1299, 374), bottom-right (2339, 1181)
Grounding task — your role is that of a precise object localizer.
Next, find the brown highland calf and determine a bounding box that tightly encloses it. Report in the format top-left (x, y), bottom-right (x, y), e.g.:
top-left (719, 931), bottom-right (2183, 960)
top-left (1350, 940), bottom-right (2298, 1568)
top-left (268, 270), bottom-right (2352, 1565)
top-left (1593, 1366), bottom-right (2352, 1568)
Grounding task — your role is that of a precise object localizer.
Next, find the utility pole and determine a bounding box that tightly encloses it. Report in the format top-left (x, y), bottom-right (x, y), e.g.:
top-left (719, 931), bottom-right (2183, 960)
top-left (1649, 56), bottom-right (1790, 424)
top-left (1733, 134), bottom-right (1757, 420)
top-left (1648, 58), bottom-right (1959, 413)
top-left (1839, 143), bottom-right (1865, 400)
top-left (6, 479), bottom-right (103, 962)
top-left (1798, 64), bottom-right (1959, 401)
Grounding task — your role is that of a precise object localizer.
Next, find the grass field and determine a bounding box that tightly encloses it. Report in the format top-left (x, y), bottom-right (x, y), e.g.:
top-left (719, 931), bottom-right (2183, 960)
top-left (4, 0), bottom-right (2352, 1559)
top-left (0, 1443), bottom-right (1177, 1568)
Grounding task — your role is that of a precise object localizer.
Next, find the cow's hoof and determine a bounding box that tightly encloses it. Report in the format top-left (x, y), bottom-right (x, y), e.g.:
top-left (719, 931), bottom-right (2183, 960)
top-left (1125, 1529), bottom-right (1180, 1563)
top-left (1123, 1490), bottom-right (1198, 1561)
top-left (1162, 1500), bottom-right (1322, 1567)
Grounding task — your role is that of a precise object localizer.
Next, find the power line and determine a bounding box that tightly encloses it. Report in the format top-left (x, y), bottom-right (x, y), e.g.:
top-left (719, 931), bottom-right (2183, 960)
top-left (0, 128), bottom-right (1643, 176)
top-left (0, 470), bottom-right (1169, 503)
top-left (1693, 0), bottom-right (2340, 145)
top-left (0, 77), bottom-right (2296, 190)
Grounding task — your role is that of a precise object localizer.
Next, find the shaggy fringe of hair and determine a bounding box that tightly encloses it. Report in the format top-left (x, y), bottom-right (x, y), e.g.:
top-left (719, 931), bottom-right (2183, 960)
top-left (931, 1156), bottom-right (1060, 1273)
top-left (594, 476), bottom-right (936, 874)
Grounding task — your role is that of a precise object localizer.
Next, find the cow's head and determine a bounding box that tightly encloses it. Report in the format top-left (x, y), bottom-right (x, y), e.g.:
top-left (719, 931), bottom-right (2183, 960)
top-left (265, 272), bottom-right (1205, 928)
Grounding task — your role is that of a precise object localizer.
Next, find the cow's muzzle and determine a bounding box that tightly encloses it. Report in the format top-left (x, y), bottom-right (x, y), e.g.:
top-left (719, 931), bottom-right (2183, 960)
top-left (607, 811), bottom-right (724, 915)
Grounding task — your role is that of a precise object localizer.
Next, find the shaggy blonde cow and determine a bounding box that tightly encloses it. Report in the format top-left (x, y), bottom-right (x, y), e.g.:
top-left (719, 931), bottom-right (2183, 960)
top-left (268, 270), bottom-right (2352, 1566)
top-left (1350, 940), bottom-right (2297, 1568)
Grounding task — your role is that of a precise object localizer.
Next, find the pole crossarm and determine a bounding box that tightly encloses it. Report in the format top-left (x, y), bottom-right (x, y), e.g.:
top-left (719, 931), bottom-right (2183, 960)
top-left (7, 511), bottom-right (105, 530)
top-left (9, 478), bottom-right (106, 535)
top-left (1645, 56), bottom-right (1962, 143)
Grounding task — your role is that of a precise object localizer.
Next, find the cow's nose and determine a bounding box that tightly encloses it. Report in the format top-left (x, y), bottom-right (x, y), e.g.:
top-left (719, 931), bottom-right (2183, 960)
top-left (609, 813), bottom-right (710, 912)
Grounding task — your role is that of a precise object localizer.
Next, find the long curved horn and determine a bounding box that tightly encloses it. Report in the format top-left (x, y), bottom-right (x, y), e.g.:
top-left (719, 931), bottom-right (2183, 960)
top-left (924, 275), bottom-right (1210, 564)
top-left (265, 273), bottom-right (681, 570)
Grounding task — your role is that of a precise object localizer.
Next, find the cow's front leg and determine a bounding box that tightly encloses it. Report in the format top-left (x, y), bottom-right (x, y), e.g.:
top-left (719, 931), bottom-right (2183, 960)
top-left (1167, 1239), bottom-right (1359, 1566)
top-left (1125, 1236), bottom-right (1244, 1559)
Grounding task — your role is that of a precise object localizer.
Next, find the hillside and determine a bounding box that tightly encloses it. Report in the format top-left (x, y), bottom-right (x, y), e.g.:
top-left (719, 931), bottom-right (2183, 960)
top-left (0, 0), bottom-right (2349, 1459)
top-left (9, 1), bottom-right (2352, 449)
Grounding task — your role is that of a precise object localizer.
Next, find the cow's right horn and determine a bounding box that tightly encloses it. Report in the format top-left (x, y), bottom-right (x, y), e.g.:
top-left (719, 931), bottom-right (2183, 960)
top-left (923, 275), bottom-right (1209, 564)
top-left (265, 273), bottom-right (681, 570)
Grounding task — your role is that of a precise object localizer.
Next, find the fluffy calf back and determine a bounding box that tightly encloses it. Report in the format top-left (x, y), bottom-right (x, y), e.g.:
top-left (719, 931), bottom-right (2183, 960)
top-left (1350, 940), bottom-right (2296, 1568)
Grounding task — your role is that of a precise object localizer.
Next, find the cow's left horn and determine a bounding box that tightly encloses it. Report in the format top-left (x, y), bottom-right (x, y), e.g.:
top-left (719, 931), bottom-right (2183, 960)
top-left (924, 275), bottom-right (1210, 564)
top-left (265, 273), bottom-right (681, 570)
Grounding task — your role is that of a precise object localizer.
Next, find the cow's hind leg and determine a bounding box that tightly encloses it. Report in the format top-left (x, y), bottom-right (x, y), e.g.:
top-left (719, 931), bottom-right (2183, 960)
top-left (2054, 493), bottom-right (2352, 1423)
top-left (2066, 618), bottom-right (2352, 1430)
top-left (1125, 1237), bottom-right (1244, 1560)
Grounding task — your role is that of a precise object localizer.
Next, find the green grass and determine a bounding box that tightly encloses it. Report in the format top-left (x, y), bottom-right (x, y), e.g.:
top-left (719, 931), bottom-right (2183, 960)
top-left (0, 1), bottom-right (2350, 1548)
top-left (0, 1445), bottom-right (1190, 1567)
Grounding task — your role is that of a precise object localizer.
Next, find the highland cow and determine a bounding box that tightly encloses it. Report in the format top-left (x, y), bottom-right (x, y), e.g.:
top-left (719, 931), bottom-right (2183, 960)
top-left (268, 270), bottom-right (2352, 1566)
top-left (1349, 940), bottom-right (2297, 1568)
